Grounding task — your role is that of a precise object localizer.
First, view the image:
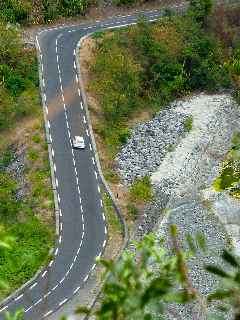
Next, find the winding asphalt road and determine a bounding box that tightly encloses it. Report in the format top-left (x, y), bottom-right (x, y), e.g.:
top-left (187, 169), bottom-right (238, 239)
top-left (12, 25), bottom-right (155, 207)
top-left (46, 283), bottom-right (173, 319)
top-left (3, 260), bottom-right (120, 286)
top-left (0, 7), bottom-right (184, 320)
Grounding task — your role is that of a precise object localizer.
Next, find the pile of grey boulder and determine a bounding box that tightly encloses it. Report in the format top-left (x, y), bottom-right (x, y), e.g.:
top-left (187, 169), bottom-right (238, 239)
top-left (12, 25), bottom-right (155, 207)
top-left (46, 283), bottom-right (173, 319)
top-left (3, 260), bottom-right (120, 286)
top-left (117, 105), bottom-right (189, 185)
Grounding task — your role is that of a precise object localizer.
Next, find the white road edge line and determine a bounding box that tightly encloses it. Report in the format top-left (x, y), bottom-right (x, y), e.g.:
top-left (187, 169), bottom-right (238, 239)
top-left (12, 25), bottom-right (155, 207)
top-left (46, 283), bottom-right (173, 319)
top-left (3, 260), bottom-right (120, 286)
top-left (52, 284), bottom-right (58, 291)
top-left (25, 305), bottom-right (33, 313)
top-left (0, 306), bottom-right (8, 313)
top-left (83, 275), bottom-right (89, 282)
top-left (34, 298), bottom-right (42, 306)
top-left (44, 310), bottom-right (53, 318)
top-left (73, 286), bottom-right (80, 294)
top-left (44, 291), bottom-right (51, 299)
top-left (59, 298), bottom-right (67, 306)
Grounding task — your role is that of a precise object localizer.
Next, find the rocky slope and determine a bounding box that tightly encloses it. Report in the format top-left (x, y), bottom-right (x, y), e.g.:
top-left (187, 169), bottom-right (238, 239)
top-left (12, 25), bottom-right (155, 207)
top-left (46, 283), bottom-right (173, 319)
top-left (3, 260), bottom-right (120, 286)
top-left (117, 93), bottom-right (240, 319)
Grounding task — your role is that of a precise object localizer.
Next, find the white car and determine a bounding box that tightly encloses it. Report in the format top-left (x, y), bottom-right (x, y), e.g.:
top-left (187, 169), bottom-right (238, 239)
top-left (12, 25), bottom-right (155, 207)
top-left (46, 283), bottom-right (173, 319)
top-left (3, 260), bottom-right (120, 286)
top-left (72, 136), bottom-right (85, 149)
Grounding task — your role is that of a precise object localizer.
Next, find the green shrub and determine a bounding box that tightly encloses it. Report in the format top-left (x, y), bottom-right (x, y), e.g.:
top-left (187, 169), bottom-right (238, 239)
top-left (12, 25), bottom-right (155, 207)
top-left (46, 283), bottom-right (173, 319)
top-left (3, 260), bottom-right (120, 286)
top-left (184, 116), bottom-right (193, 132)
top-left (27, 148), bottom-right (38, 162)
top-left (0, 172), bottom-right (18, 218)
top-left (32, 134), bottom-right (41, 144)
top-left (129, 176), bottom-right (153, 203)
top-left (0, 0), bottom-right (31, 24)
top-left (187, 0), bottom-right (213, 25)
top-left (42, 0), bottom-right (58, 23)
top-left (0, 148), bottom-right (14, 168)
top-left (113, 0), bottom-right (136, 6)
top-left (213, 132), bottom-right (240, 197)
top-left (58, 0), bottom-right (88, 16)
top-left (4, 72), bottom-right (26, 97)
top-left (167, 144), bottom-right (176, 152)
top-left (92, 31), bottom-right (104, 39)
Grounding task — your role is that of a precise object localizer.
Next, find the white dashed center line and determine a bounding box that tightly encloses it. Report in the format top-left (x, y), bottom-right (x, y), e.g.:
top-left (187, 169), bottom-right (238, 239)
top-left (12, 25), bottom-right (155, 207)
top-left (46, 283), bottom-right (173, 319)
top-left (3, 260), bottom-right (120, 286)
top-left (30, 282), bottom-right (37, 290)
top-left (14, 294), bottom-right (23, 302)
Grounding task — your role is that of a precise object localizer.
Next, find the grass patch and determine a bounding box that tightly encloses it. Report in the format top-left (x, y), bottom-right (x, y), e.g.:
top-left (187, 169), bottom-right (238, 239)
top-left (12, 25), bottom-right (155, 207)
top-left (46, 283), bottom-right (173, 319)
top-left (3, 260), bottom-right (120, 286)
top-left (104, 169), bottom-right (120, 184)
top-left (32, 133), bottom-right (41, 143)
top-left (102, 191), bottom-right (123, 236)
top-left (0, 217), bottom-right (53, 299)
top-left (129, 176), bottom-right (153, 204)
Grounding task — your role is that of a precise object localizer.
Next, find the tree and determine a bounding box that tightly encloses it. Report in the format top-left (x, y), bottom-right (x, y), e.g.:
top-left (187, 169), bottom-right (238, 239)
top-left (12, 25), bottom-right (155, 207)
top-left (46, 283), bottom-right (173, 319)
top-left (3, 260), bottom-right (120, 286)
top-left (75, 226), bottom-right (209, 319)
top-left (73, 225), bottom-right (240, 320)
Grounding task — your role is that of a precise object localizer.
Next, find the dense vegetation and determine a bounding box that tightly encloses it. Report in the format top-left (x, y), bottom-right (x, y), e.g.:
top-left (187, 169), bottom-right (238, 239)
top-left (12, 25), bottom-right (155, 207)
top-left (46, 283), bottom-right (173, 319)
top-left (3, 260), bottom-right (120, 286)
top-left (0, 0), bottom-right (159, 24)
top-left (0, 0), bottom-right (89, 24)
top-left (0, 23), bottom-right (39, 130)
top-left (0, 23), bottom-right (54, 298)
top-left (213, 131), bottom-right (240, 198)
top-left (90, 4), bottom-right (240, 157)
